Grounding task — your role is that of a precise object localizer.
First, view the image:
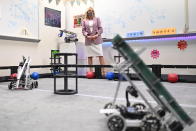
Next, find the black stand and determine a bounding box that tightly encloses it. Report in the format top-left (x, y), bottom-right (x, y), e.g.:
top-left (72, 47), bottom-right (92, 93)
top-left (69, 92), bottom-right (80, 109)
top-left (53, 53), bottom-right (78, 95)
top-left (151, 64), bottom-right (162, 79)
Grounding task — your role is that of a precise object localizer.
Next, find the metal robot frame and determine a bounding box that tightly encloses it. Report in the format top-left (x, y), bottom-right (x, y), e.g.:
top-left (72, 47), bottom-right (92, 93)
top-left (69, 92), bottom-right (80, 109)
top-left (8, 56), bottom-right (38, 90)
top-left (101, 35), bottom-right (194, 131)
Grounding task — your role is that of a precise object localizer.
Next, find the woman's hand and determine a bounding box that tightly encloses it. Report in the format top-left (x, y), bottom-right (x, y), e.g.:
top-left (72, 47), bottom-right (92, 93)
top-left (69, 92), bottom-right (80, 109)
top-left (92, 34), bottom-right (99, 39)
top-left (87, 36), bottom-right (93, 40)
top-left (87, 34), bottom-right (98, 40)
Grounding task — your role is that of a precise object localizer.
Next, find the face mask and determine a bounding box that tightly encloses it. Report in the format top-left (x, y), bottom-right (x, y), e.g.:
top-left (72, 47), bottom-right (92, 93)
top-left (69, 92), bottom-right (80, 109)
top-left (87, 12), bottom-right (93, 17)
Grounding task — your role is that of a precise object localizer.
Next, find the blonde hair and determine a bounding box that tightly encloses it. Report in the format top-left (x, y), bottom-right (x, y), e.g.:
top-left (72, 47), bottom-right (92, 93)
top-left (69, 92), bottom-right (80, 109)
top-left (85, 7), bottom-right (95, 20)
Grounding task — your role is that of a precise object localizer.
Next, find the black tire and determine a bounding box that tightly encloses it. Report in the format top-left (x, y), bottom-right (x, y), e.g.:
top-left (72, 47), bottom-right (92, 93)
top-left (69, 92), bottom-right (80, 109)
top-left (30, 83), bottom-right (34, 90)
top-left (35, 81), bottom-right (38, 88)
top-left (169, 121), bottom-right (183, 131)
top-left (142, 114), bottom-right (161, 131)
top-left (107, 115), bottom-right (126, 131)
top-left (8, 83), bottom-right (12, 90)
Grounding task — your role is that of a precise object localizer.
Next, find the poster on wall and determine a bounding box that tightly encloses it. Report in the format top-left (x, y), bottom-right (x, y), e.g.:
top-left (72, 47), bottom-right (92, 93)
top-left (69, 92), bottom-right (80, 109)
top-left (45, 7), bottom-right (61, 28)
top-left (74, 14), bottom-right (85, 28)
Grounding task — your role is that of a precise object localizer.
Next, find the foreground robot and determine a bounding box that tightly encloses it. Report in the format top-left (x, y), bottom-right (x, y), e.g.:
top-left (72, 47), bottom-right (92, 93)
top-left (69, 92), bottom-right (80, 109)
top-left (101, 35), bottom-right (194, 131)
top-left (8, 56), bottom-right (38, 90)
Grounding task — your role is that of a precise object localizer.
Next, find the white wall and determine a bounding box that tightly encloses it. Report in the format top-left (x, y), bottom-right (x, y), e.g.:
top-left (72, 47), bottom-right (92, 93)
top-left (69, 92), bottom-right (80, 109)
top-left (94, 0), bottom-right (187, 38)
top-left (0, 0), bottom-right (196, 76)
top-left (189, 0), bottom-right (196, 32)
top-left (0, 0), bottom-right (66, 75)
top-left (124, 39), bottom-right (196, 75)
top-left (65, 0), bottom-right (196, 75)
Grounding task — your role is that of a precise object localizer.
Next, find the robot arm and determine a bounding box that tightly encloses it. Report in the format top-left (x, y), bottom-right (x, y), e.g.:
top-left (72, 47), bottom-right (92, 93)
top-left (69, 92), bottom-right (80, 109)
top-left (111, 35), bottom-right (194, 130)
top-left (58, 29), bottom-right (78, 43)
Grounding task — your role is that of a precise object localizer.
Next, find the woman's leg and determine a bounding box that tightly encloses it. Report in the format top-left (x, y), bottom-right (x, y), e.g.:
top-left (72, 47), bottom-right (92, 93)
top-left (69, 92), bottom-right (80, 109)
top-left (98, 56), bottom-right (106, 75)
top-left (88, 57), bottom-right (93, 72)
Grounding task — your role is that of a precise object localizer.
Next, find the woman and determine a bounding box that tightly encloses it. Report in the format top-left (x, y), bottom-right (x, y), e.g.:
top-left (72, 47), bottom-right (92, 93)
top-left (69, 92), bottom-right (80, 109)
top-left (82, 7), bottom-right (106, 76)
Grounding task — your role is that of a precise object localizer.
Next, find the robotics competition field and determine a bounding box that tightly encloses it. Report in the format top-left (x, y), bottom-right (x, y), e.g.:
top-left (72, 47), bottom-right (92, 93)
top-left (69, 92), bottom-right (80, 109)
top-left (0, 36), bottom-right (195, 131)
top-left (0, 0), bottom-right (196, 131)
top-left (0, 78), bottom-right (196, 131)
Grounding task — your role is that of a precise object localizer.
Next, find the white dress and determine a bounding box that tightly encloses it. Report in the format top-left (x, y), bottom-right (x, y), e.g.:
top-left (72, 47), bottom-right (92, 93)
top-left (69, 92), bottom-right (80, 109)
top-left (86, 20), bottom-right (103, 57)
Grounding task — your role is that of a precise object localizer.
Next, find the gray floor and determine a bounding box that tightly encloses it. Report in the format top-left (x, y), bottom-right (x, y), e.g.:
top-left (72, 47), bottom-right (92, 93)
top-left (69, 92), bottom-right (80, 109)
top-left (0, 78), bottom-right (196, 131)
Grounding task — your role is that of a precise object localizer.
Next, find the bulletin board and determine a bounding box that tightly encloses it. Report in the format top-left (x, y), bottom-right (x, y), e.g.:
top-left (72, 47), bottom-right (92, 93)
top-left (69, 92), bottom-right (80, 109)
top-left (94, 0), bottom-right (192, 38)
top-left (0, 0), bottom-right (39, 41)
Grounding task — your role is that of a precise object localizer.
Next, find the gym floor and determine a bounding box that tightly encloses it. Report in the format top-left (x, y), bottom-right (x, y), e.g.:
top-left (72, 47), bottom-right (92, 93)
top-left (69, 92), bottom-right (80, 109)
top-left (0, 78), bottom-right (196, 131)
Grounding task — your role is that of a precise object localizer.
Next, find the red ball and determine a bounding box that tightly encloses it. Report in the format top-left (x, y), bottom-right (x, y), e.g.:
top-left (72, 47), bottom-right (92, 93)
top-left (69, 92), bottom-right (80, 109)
top-left (86, 71), bottom-right (95, 79)
top-left (10, 73), bottom-right (17, 78)
top-left (168, 73), bottom-right (178, 83)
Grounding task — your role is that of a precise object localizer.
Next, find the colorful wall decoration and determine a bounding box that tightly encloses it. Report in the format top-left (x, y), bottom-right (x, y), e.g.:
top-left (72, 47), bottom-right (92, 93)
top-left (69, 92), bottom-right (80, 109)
top-left (74, 14), bottom-right (85, 28)
top-left (152, 28), bottom-right (176, 36)
top-left (178, 40), bottom-right (188, 50)
top-left (151, 49), bottom-right (160, 59)
top-left (126, 31), bottom-right (144, 38)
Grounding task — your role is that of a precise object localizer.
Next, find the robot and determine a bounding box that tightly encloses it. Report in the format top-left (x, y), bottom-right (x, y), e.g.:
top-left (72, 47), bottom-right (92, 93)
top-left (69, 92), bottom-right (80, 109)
top-left (101, 35), bottom-right (194, 131)
top-left (8, 56), bottom-right (38, 90)
top-left (58, 29), bottom-right (78, 43)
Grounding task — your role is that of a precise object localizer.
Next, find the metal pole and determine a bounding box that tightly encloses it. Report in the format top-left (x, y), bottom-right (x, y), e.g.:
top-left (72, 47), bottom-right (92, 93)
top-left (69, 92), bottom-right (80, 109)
top-left (64, 55), bottom-right (68, 91)
top-left (184, 0), bottom-right (189, 33)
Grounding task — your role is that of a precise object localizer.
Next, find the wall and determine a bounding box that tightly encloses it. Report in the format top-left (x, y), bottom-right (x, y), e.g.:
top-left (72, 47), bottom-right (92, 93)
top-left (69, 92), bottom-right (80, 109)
top-left (65, 0), bottom-right (196, 75)
top-left (189, 0), bottom-right (196, 32)
top-left (0, 0), bottom-right (196, 76)
top-left (95, 0), bottom-right (187, 38)
top-left (103, 38), bottom-right (196, 75)
top-left (0, 0), bottom-right (66, 75)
